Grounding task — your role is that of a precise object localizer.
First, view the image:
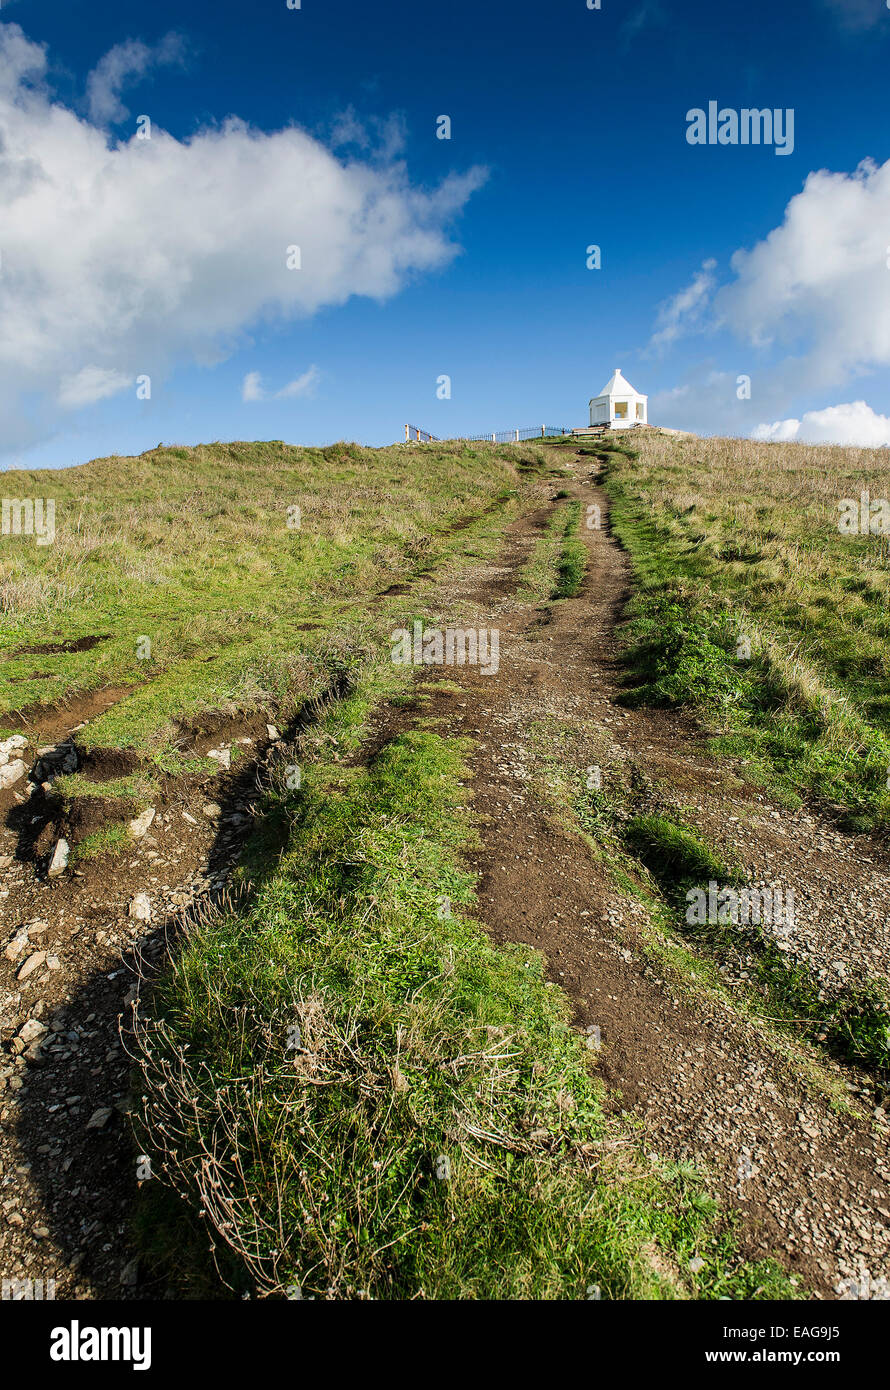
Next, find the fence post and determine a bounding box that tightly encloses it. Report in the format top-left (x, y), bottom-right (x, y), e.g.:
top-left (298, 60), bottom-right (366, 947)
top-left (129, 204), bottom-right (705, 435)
top-left (405, 424), bottom-right (409, 442)
top-left (541, 425), bottom-right (545, 437)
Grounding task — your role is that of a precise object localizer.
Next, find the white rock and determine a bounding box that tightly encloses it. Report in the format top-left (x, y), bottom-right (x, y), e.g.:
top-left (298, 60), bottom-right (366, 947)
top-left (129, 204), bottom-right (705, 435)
top-left (48, 838), bottom-right (70, 878)
top-left (128, 806), bottom-right (156, 839)
top-left (267, 724), bottom-right (281, 740)
top-left (16, 949), bottom-right (46, 980)
top-left (128, 893), bottom-right (152, 922)
top-left (4, 929), bottom-right (29, 962)
top-left (207, 747), bottom-right (231, 770)
top-left (19, 1018), bottom-right (47, 1044)
top-left (0, 759), bottom-right (27, 790)
top-left (0, 734), bottom-right (27, 755)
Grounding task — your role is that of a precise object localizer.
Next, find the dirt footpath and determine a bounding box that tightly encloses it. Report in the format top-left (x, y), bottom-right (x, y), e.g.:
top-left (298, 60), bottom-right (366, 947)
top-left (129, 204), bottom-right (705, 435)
top-left (364, 449), bottom-right (890, 1299)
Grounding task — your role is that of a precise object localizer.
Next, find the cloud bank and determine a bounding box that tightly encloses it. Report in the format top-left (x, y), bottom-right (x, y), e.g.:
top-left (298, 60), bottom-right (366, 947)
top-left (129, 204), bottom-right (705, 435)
top-left (753, 401), bottom-right (890, 446)
top-left (0, 22), bottom-right (486, 453)
top-left (651, 158), bottom-right (890, 442)
top-left (718, 158), bottom-right (890, 393)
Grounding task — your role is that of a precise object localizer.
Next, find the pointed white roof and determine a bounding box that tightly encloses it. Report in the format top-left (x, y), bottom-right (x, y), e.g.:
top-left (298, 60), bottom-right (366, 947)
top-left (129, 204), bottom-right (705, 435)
top-left (596, 368), bottom-right (643, 399)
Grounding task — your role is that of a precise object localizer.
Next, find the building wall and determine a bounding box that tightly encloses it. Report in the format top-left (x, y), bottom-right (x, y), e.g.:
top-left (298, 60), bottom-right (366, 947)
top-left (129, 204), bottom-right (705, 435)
top-left (589, 395), bottom-right (648, 427)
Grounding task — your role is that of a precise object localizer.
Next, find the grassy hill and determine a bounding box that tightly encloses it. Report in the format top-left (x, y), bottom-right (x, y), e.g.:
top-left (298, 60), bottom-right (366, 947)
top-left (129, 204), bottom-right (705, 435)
top-left (0, 439), bottom-right (523, 751)
top-left (0, 439), bottom-right (528, 860)
top-left (597, 431), bottom-right (890, 831)
top-left (14, 431), bottom-right (884, 1300)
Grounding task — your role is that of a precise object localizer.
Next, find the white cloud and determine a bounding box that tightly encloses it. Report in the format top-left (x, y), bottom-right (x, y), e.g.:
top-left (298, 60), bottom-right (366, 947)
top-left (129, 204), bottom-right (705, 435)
top-left (242, 365), bottom-right (321, 402)
top-left (329, 107), bottom-right (406, 161)
top-left (0, 22), bottom-right (486, 452)
top-left (753, 401), bottom-right (890, 447)
top-left (717, 159), bottom-right (890, 394)
top-left (241, 371), bottom-right (265, 403)
top-left (648, 368), bottom-right (757, 436)
top-left (751, 417), bottom-right (801, 443)
top-left (86, 33), bottom-right (186, 125)
top-left (649, 259), bottom-right (717, 350)
top-left (619, 2), bottom-right (669, 50)
top-left (276, 364), bottom-right (320, 399)
top-left (58, 366), bottom-right (134, 408)
top-left (650, 158), bottom-right (890, 435)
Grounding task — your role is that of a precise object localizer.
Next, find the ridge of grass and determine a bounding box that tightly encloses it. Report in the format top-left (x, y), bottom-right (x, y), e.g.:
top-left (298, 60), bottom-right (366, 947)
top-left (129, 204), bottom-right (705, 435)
top-left (521, 731), bottom-right (851, 1113)
top-left (518, 495), bottom-right (588, 605)
top-left (553, 499), bottom-right (587, 599)
top-left (515, 711), bottom-right (884, 1099)
top-left (131, 667), bottom-right (797, 1301)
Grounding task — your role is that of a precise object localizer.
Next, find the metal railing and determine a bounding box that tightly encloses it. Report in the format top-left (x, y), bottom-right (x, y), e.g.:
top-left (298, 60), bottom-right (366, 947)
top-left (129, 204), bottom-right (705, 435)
top-left (404, 424), bottom-right (570, 445)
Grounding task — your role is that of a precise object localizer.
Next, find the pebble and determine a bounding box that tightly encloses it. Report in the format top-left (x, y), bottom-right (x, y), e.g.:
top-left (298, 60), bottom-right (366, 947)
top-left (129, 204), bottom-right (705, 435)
top-left (47, 839), bottom-right (70, 879)
top-left (0, 759), bottom-right (27, 790)
top-left (128, 807), bottom-right (156, 839)
top-left (16, 950), bottom-right (46, 981)
top-left (4, 929), bottom-right (30, 962)
top-left (128, 893), bottom-right (152, 922)
top-left (18, 1019), bottom-right (47, 1045)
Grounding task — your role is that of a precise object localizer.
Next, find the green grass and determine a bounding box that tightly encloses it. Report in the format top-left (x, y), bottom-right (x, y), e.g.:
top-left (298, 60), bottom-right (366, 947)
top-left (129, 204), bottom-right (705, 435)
top-left (553, 499), bottom-right (587, 599)
top-left (69, 822), bottom-right (130, 864)
top-left (1, 437), bottom-right (545, 853)
top-left (518, 497), bottom-right (587, 604)
top-left (0, 438), bottom-right (535, 754)
top-left (4, 430), bottom-right (813, 1298)
top-left (132, 670), bottom-right (796, 1301)
top-left (625, 813), bottom-right (738, 894)
top-left (600, 434), bottom-right (890, 827)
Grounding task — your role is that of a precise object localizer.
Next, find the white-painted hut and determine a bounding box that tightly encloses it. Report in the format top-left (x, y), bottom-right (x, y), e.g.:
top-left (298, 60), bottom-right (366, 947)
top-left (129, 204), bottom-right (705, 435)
top-left (588, 369), bottom-right (647, 429)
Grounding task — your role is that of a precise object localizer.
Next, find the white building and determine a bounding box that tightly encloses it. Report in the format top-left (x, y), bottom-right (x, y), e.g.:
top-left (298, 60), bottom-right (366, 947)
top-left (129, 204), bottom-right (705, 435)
top-left (588, 369), bottom-right (647, 429)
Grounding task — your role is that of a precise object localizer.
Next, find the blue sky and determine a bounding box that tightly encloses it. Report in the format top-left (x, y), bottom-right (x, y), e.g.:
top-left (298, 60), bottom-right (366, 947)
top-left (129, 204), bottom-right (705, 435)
top-left (2, 0), bottom-right (890, 469)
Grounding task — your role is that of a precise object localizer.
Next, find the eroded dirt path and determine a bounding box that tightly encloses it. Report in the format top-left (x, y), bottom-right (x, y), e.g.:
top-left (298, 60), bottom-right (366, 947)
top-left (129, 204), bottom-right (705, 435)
top-left (366, 450), bottom-right (890, 1298)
